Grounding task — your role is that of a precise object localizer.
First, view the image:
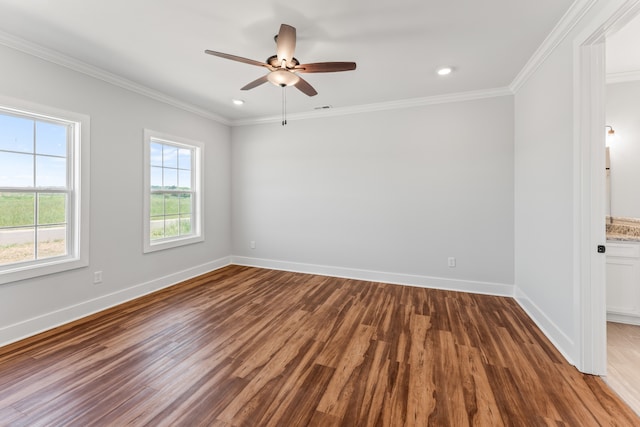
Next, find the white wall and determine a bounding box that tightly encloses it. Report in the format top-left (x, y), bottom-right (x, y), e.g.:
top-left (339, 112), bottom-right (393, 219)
top-left (231, 96), bottom-right (515, 293)
top-left (514, 40), bottom-right (577, 359)
top-left (607, 80), bottom-right (640, 219)
top-left (0, 44), bottom-right (231, 346)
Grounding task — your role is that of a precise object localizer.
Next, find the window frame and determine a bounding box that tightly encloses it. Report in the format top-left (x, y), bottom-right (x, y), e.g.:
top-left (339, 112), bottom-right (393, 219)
top-left (0, 95), bottom-right (90, 285)
top-left (143, 129), bottom-right (204, 253)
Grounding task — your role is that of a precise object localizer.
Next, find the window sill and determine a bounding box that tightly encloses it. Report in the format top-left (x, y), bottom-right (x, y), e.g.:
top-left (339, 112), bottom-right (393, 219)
top-left (143, 234), bottom-right (204, 253)
top-left (0, 255), bottom-right (88, 285)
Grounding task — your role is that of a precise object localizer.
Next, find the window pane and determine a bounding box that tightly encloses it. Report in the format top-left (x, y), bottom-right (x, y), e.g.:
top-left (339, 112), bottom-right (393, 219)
top-left (0, 114), bottom-right (34, 153)
top-left (178, 170), bottom-right (191, 189)
top-left (145, 132), bottom-right (201, 252)
top-left (150, 216), bottom-right (164, 240)
top-left (35, 122), bottom-right (67, 157)
top-left (163, 145), bottom-right (178, 168)
top-left (0, 152), bottom-right (34, 187)
top-left (179, 194), bottom-right (192, 214)
top-left (0, 192), bottom-right (34, 226)
top-left (150, 166), bottom-right (163, 188)
top-left (36, 156), bottom-right (66, 188)
top-left (37, 225), bottom-right (67, 259)
top-left (163, 168), bottom-right (177, 189)
top-left (180, 217), bottom-right (192, 235)
top-left (165, 194), bottom-right (179, 215)
top-left (165, 215), bottom-right (179, 237)
top-left (0, 227), bottom-right (35, 266)
top-left (150, 142), bottom-right (163, 167)
top-left (150, 194), bottom-right (164, 216)
top-left (178, 148), bottom-right (191, 170)
top-left (38, 193), bottom-right (66, 225)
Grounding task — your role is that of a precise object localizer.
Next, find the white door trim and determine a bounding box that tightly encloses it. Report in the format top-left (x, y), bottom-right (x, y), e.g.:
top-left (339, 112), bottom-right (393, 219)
top-left (575, 38), bottom-right (606, 375)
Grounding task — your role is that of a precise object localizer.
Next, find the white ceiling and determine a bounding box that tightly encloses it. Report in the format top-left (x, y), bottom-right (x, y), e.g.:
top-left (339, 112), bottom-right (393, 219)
top-left (0, 0), bottom-right (576, 122)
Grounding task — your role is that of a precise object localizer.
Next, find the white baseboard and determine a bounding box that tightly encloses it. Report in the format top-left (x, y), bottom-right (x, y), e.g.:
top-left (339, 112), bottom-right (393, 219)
top-left (607, 312), bottom-right (640, 326)
top-left (231, 256), bottom-right (515, 297)
top-left (0, 256), bottom-right (232, 348)
top-left (514, 286), bottom-right (576, 366)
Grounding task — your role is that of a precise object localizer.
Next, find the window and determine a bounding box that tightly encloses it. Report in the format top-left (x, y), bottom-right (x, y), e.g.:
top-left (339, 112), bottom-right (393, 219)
top-left (143, 129), bottom-right (203, 252)
top-left (0, 97), bottom-right (89, 285)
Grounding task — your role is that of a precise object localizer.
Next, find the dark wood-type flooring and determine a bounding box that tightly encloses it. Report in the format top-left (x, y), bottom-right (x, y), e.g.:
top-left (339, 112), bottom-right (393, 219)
top-left (0, 265), bottom-right (638, 426)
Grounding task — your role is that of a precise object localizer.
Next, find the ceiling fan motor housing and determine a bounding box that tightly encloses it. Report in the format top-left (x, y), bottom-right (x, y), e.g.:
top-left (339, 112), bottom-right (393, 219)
top-left (267, 55), bottom-right (299, 69)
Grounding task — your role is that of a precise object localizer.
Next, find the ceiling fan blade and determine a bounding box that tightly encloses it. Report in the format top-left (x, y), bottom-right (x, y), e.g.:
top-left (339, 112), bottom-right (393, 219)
top-left (205, 50), bottom-right (272, 69)
top-left (294, 75), bottom-right (318, 97)
top-left (294, 62), bottom-right (357, 73)
top-left (276, 24), bottom-right (296, 66)
top-left (241, 75), bottom-right (270, 91)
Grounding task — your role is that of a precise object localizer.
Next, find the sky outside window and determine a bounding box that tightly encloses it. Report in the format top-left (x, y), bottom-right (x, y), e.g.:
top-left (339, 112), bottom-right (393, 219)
top-left (0, 113), bottom-right (68, 189)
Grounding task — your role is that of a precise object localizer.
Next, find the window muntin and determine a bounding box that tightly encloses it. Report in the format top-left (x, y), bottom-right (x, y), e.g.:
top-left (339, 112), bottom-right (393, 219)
top-left (0, 98), bottom-right (89, 284)
top-left (143, 130), bottom-right (203, 253)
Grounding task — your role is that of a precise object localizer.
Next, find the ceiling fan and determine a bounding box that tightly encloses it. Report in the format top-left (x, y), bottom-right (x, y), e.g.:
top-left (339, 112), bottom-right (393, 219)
top-left (205, 24), bottom-right (356, 97)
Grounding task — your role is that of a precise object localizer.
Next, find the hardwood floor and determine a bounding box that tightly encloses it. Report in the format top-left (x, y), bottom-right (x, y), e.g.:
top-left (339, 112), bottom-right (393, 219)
top-left (0, 265), bottom-right (638, 426)
top-left (607, 321), bottom-right (640, 416)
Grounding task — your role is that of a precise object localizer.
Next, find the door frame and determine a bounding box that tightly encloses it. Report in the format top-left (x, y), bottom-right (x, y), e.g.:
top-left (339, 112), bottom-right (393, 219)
top-left (575, 0), bottom-right (640, 375)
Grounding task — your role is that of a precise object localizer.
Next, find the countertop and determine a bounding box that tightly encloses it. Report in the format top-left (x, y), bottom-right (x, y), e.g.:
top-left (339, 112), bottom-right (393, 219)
top-left (606, 216), bottom-right (640, 242)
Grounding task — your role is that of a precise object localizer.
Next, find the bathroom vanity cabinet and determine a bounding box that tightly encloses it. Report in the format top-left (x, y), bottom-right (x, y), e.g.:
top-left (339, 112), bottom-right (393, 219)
top-left (606, 241), bottom-right (640, 325)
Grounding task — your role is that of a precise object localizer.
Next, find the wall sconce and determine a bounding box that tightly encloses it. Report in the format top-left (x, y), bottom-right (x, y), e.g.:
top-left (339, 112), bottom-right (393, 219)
top-left (605, 125), bottom-right (615, 147)
top-left (605, 125), bottom-right (614, 222)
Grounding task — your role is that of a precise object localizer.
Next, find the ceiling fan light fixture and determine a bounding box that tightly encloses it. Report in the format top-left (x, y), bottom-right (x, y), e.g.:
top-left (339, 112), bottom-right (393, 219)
top-left (267, 69), bottom-right (300, 87)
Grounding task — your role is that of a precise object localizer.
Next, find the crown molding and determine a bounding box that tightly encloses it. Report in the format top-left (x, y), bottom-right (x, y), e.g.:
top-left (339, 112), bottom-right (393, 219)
top-left (0, 30), bottom-right (230, 126)
top-left (231, 87), bottom-right (513, 127)
top-left (607, 69), bottom-right (640, 83)
top-left (510, 0), bottom-right (599, 93)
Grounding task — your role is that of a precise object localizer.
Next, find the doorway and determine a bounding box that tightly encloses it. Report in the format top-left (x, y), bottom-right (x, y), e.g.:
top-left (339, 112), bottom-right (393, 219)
top-left (577, 0), bottom-right (640, 414)
top-left (603, 11), bottom-right (640, 415)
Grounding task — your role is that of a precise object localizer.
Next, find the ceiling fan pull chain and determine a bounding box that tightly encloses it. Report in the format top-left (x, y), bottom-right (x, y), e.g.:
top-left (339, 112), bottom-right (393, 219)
top-left (282, 86), bottom-right (287, 126)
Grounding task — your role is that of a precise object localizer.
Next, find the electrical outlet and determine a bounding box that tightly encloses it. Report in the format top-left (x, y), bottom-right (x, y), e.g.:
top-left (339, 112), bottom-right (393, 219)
top-left (447, 257), bottom-right (456, 268)
top-left (250, 241), bottom-right (256, 249)
top-left (93, 271), bottom-right (103, 284)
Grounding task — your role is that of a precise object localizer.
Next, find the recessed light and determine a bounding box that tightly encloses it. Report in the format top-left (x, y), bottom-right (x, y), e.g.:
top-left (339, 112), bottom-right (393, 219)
top-left (436, 67), bottom-right (453, 76)
top-left (232, 99), bottom-right (245, 106)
